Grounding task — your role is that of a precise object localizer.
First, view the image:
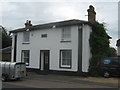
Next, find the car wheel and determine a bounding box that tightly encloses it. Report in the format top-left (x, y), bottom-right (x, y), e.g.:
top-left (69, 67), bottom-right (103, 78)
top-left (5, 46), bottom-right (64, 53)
top-left (103, 72), bottom-right (110, 78)
top-left (2, 75), bottom-right (6, 82)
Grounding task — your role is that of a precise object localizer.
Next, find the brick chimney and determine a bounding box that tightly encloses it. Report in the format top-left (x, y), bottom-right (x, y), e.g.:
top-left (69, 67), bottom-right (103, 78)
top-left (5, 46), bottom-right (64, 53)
top-left (25, 20), bottom-right (32, 28)
top-left (87, 5), bottom-right (96, 22)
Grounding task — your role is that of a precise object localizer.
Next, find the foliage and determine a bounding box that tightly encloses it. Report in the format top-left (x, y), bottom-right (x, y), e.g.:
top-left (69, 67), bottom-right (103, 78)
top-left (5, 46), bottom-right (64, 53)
top-left (0, 26), bottom-right (12, 48)
top-left (89, 22), bottom-right (111, 76)
top-left (108, 47), bottom-right (117, 57)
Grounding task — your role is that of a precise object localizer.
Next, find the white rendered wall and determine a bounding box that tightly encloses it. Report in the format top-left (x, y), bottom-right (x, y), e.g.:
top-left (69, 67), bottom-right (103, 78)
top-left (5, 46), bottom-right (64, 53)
top-left (12, 24), bottom-right (92, 72)
top-left (11, 34), bottom-right (15, 62)
top-left (15, 25), bottom-right (79, 72)
top-left (82, 24), bottom-right (92, 72)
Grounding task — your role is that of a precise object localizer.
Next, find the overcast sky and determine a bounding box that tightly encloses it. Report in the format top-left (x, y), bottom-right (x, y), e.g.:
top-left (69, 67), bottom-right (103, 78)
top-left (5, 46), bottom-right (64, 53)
top-left (0, 0), bottom-right (119, 49)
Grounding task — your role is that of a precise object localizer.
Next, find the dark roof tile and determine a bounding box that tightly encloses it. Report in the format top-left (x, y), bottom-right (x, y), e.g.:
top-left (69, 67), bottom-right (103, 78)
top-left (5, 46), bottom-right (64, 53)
top-left (10, 19), bottom-right (90, 33)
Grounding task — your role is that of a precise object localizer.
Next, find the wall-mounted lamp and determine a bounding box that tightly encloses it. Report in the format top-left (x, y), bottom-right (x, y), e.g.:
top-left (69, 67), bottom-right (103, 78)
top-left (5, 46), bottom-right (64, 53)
top-left (52, 25), bottom-right (56, 29)
top-left (78, 25), bottom-right (82, 30)
top-left (26, 29), bottom-right (29, 31)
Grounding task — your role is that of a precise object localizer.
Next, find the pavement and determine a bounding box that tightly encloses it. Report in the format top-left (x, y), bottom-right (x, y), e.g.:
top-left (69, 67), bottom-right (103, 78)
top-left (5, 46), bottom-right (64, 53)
top-left (2, 71), bottom-right (120, 88)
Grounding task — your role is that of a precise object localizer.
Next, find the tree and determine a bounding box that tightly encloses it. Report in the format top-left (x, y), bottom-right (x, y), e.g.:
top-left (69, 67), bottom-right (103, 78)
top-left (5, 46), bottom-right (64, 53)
top-left (89, 22), bottom-right (112, 76)
top-left (108, 47), bottom-right (117, 57)
top-left (0, 26), bottom-right (12, 48)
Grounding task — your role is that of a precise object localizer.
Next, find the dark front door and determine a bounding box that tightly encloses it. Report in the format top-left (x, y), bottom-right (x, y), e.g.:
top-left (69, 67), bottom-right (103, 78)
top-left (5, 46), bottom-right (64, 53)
top-left (43, 51), bottom-right (49, 71)
top-left (40, 50), bottom-right (50, 72)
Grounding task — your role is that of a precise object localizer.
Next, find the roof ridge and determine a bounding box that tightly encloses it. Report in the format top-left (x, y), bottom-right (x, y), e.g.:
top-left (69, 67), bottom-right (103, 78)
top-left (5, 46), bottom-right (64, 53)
top-left (10, 19), bottom-right (89, 33)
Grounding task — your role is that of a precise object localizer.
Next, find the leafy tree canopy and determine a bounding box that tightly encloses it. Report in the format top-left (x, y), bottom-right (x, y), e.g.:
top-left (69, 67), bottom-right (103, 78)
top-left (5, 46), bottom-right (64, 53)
top-left (89, 22), bottom-right (117, 76)
top-left (0, 26), bottom-right (12, 48)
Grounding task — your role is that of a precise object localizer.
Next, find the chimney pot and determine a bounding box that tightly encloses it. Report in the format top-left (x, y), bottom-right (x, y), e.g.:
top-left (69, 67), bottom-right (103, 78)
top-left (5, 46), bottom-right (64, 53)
top-left (25, 20), bottom-right (32, 28)
top-left (89, 5), bottom-right (94, 11)
top-left (87, 5), bottom-right (96, 23)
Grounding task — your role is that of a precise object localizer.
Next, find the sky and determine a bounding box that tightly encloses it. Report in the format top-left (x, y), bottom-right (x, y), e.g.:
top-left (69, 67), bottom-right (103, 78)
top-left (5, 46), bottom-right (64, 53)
top-left (0, 0), bottom-right (119, 49)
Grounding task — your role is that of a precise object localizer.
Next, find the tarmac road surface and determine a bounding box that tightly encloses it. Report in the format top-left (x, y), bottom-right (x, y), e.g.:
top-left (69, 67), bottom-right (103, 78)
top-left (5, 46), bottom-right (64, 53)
top-left (2, 72), bottom-right (119, 88)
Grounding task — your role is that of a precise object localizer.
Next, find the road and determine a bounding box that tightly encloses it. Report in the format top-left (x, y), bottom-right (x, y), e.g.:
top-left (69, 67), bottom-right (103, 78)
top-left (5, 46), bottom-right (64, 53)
top-left (1, 72), bottom-right (119, 88)
top-left (2, 83), bottom-right (52, 90)
top-left (2, 83), bottom-right (28, 88)
top-left (2, 84), bottom-right (119, 90)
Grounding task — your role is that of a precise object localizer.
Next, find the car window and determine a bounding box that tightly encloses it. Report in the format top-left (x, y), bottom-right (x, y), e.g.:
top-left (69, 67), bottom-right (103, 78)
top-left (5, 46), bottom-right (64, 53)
top-left (101, 58), bottom-right (120, 65)
top-left (111, 60), bottom-right (119, 65)
top-left (102, 59), bottom-right (111, 65)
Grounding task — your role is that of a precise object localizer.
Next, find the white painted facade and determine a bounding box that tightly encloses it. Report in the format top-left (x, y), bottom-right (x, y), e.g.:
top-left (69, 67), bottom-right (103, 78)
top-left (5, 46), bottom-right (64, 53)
top-left (82, 25), bottom-right (92, 72)
top-left (11, 21), bottom-right (92, 73)
top-left (116, 39), bottom-right (120, 56)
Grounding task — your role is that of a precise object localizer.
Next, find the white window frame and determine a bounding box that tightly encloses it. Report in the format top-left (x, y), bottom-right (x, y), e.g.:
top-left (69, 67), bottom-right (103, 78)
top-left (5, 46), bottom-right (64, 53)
top-left (21, 50), bottom-right (30, 66)
top-left (61, 26), bottom-right (71, 41)
top-left (60, 50), bottom-right (72, 68)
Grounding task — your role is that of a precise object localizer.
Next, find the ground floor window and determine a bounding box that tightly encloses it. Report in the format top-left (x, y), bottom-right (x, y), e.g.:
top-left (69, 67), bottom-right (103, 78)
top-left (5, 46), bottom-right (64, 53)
top-left (21, 50), bottom-right (30, 66)
top-left (60, 50), bottom-right (72, 68)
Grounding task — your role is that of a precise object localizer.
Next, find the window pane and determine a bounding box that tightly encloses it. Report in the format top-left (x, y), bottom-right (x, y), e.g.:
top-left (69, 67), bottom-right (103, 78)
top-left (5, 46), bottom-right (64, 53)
top-left (23, 31), bottom-right (30, 42)
top-left (61, 50), bottom-right (72, 66)
top-left (41, 34), bottom-right (47, 38)
top-left (67, 51), bottom-right (71, 59)
top-left (24, 51), bottom-right (29, 57)
top-left (62, 27), bottom-right (71, 40)
top-left (66, 59), bottom-right (70, 65)
top-left (62, 59), bottom-right (66, 65)
top-left (24, 58), bottom-right (29, 63)
top-left (62, 51), bottom-right (66, 59)
top-left (22, 50), bottom-right (29, 66)
top-left (67, 51), bottom-right (71, 65)
top-left (111, 60), bottom-right (119, 65)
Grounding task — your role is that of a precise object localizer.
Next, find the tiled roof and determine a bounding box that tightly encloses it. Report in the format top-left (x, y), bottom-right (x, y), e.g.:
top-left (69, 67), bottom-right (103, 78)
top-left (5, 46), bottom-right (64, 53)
top-left (10, 19), bottom-right (90, 33)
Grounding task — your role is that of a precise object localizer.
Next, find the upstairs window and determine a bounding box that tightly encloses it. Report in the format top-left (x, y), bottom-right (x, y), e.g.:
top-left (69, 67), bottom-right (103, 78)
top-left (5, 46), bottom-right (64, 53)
top-left (23, 31), bottom-right (30, 43)
top-left (62, 26), bottom-right (71, 41)
top-left (41, 34), bottom-right (47, 38)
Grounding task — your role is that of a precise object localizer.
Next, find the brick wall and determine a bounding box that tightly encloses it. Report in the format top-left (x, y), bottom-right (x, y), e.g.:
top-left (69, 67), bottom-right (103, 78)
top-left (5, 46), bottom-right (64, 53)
top-left (2, 53), bottom-right (11, 61)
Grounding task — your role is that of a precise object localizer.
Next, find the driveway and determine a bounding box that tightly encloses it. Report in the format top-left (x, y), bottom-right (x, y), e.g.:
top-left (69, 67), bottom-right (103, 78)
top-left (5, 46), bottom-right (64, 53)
top-left (2, 72), bottom-right (119, 88)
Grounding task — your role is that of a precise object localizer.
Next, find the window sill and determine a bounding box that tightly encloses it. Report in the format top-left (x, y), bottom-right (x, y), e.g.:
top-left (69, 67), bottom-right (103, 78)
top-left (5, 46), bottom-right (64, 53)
top-left (25, 63), bottom-right (29, 66)
top-left (60, 40), bottom-right (71, 43)
top-left (22, 42), bottom-right (30, 44)
top-left (60, 65), bottom-right (71, 69)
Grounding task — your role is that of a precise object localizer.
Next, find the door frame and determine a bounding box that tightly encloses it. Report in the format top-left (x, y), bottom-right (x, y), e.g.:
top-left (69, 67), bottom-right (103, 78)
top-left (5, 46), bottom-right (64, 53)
top-left (40, 50), bottom-right (50, 71)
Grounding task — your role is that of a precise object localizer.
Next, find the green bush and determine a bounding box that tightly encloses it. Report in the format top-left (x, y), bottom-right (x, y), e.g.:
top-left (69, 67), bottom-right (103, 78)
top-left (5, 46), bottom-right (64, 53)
top-left (89, 22), bottom-right (110, 77)
top-left (89, 55), bottom-right (103, 77)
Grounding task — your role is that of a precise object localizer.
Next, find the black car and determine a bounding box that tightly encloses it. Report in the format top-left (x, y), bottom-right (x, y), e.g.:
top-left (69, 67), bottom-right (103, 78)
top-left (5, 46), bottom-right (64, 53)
top-left (98, 57), bottom-right (120, 78)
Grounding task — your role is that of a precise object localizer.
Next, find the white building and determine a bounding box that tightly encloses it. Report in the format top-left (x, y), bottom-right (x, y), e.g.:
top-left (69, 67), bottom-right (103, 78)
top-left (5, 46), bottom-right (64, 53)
top-left (116, 39), bottom-right (120, 56)
top-left (10, 5), bottom-right (96, 75)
